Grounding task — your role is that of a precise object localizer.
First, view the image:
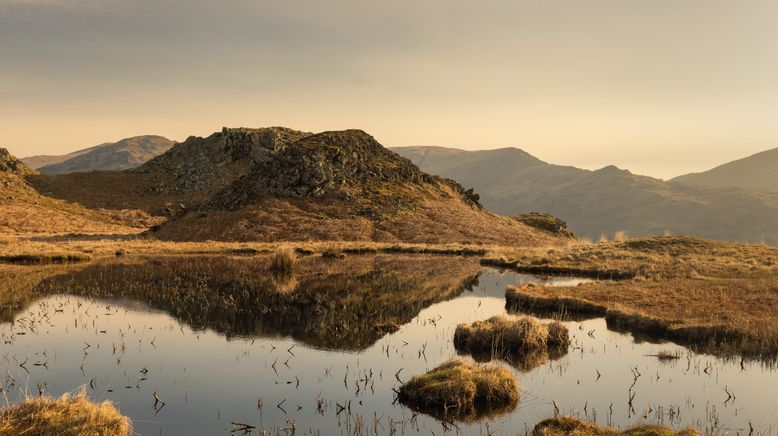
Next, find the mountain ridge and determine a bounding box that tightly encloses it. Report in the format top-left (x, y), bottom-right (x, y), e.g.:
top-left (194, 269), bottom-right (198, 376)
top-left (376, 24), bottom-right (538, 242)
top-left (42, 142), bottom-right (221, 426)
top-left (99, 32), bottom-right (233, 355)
top-left (672, 147), bottom-right (778, 192)
top-left (22, 135), bottom-right (175, 175)
top-left (393, 145), bottom-right (778, 245)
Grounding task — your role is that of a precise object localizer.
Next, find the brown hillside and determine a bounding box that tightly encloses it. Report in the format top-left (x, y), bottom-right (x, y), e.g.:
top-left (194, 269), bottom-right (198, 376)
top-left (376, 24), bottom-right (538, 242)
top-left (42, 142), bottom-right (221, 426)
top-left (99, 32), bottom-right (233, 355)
top-left (154, 130), bottom-right (564, 245)
top-left (0, 148), bottom-right (149, 235)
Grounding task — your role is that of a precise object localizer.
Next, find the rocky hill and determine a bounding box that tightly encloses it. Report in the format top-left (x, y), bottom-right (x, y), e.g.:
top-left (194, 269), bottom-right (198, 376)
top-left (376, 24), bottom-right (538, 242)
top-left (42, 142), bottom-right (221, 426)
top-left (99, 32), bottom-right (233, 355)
top-left (23, 136), bottom-right (174, 174)
top-left (672, 147), bottom-right (778, 192)
top-left (0, 148), bottom-right (35, 177)
top-left (0, 148), bottom-right (149, 235)
top-left (153, 130), bottom-right (563, 244)
top-left (394, 146), bottom-right (778, 245)
top-left (26, 127), bottom-right (311, 216)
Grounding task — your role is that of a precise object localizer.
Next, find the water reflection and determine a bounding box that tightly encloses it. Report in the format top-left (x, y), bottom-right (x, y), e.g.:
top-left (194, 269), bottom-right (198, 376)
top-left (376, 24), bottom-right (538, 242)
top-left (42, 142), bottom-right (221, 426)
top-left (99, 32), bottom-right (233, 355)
top-left (0, 255), bottom-right (776, 435)
top-left (32, 255), bottom-right (482, 350)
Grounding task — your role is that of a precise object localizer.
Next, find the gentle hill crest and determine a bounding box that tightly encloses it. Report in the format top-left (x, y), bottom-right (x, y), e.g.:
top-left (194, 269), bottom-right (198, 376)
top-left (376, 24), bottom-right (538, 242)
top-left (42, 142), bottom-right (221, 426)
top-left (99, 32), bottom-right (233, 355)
top-left (672, 147), bottom-right (778, 192)
top-left (23, 135), bottom-right (174, 175)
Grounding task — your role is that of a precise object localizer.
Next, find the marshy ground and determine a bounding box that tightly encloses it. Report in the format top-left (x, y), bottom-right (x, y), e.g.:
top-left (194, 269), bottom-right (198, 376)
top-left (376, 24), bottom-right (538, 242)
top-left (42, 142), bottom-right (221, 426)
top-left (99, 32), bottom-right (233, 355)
top-left (0, 235), bottom-right (777, 434)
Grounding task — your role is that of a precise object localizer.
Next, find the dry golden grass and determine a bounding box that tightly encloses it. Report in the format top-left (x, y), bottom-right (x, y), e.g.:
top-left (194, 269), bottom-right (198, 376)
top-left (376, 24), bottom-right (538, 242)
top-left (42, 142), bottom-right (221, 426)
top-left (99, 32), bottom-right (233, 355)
top-left (0, 390), bottom-right (131, 436)
top-left (497, 236), bottom-right (778, 358)
top-left (270, 246), bottom-right (297, 273)
top-left (151, 182), bottom-right (565, 246)
top-left (0, 234), bottom-right (511, 260)
top-left (533, 416), bottom-right (698, 436)
top-left (398, 359), bottom-right (518, 421)
top-left (0, 173), bottom-right (152, 235)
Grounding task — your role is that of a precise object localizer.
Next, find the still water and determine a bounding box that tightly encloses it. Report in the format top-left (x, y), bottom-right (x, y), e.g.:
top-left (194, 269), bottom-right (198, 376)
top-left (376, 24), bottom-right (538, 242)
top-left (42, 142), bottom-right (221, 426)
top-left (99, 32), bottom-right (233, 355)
top-left (1, 255), bottom-right (776, 435)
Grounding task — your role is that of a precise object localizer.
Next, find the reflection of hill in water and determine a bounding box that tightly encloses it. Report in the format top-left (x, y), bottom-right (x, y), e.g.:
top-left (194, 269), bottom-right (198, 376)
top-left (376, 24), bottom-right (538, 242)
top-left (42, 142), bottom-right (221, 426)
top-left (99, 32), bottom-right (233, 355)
top-left (33, 255), bottom-right (481, 350)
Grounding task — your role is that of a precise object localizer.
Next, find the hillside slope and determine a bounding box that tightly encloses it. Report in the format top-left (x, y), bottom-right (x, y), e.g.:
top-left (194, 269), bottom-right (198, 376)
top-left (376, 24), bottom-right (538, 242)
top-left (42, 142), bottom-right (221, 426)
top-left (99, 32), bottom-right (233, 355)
top-left (29, 135), bottom-right (175, 175)
top-left (0, 148), bottom-right (149, 235)
top-left (393, 146), bottom-right (778, 245)
top-left (672, 147), bottom-right (778, 192)
top-left (155, 130), bottom-right (564, 245)
top-left (22, 144), bottom-right (104, 170)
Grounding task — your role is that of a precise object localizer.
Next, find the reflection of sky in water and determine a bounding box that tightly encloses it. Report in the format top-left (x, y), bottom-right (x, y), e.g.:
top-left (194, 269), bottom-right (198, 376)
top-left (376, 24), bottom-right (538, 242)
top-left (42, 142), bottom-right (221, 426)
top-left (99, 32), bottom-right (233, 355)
top-left (1, 269), bottom-right (776, 435)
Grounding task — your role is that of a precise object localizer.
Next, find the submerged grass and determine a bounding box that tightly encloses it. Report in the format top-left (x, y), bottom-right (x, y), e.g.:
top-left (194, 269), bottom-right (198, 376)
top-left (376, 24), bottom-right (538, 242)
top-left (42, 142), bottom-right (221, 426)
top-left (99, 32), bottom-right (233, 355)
top-left (533, 416), bottom-right (698, 435)
top-left (0, 390), bottom-right (131, 436)
top-left (398, 359), bottom-right (519, 421)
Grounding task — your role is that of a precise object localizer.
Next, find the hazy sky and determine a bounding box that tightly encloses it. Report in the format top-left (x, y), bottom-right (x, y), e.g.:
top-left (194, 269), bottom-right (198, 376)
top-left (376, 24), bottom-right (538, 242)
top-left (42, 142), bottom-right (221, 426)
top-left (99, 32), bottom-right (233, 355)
top-left (2, 0), bottom-right (778, 179)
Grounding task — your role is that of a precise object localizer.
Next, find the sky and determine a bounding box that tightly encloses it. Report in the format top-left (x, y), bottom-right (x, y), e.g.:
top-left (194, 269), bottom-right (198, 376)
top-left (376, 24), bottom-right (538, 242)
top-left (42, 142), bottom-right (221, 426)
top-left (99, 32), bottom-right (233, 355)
top-left (2, 0), bottom-right (778, 179)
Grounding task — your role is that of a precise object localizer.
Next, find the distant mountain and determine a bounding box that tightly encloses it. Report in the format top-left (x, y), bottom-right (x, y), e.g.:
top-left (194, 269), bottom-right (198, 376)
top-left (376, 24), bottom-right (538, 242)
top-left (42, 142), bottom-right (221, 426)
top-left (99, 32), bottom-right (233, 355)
top-left (153, 129), bottom-right (566, 245)
top-left (393, 146), bottom-right (778, 245)
top-left (23, 135), bottom-right (174, 175)
top-left (22, 144), bottom-right (105, 170)
top-left (672, 147), bottom-right (778, 192)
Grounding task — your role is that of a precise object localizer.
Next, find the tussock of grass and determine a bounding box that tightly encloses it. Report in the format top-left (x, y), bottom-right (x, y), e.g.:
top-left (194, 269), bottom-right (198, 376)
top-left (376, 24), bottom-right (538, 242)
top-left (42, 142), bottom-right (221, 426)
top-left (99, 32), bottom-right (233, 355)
top-left (270, 247), bottom-right (296, 273)
top-left (398, 359), bottom-right (518, 420)
top-left (0, 390), bottom-right (131, 436)
top-left (454, 316), bottom-right (569, 370)
top-left (455, 315), bottom-right (569, 354)
top-left (533, 416), bottom-right (698, 435)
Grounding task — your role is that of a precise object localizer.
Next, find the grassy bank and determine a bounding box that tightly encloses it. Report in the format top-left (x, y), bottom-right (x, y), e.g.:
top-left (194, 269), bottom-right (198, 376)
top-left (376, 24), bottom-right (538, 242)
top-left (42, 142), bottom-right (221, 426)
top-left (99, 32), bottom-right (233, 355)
top-left (496, 237), bottom-right (778, 359)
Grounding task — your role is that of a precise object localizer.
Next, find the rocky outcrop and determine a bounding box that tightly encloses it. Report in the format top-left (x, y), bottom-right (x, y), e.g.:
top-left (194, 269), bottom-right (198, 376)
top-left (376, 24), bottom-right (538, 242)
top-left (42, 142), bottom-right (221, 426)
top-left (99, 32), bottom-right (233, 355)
top-left (0, 148), bottom-right (35, 176)
top-left (208, 130), bottom-right (432, 207)
top-left (153, 128), bottom-right (555, 245)
top-left (138, 127), bottom-right (311, 194)
top-left (515, 212), bottom-right (574, 238)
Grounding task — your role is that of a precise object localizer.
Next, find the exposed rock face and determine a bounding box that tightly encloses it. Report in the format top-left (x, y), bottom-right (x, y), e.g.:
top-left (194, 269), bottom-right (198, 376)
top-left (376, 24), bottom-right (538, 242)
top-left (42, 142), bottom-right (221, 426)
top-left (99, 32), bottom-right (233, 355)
top-left (208, 130), bottom-right (445, 209)
top-left (515, 213), bottom-right (574, 238)
top-left (0, 148), bottom-right (35, 176)
top-left (138, 127), bottom-right (311, 194)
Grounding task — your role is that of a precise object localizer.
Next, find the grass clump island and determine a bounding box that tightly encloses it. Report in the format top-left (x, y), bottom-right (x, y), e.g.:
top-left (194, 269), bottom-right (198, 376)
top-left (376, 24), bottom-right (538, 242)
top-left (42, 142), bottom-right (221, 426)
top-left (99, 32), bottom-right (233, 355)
top-left (397, 359), bottom-right (519, 421)
top-left (454, 315), bottom-right (569, 370)
top-left (533, 416), bottom-right (698, 436)
top-left (0, 390), bottom-right (131, 436)
top-left (270, 246), bottom-right (297, 273)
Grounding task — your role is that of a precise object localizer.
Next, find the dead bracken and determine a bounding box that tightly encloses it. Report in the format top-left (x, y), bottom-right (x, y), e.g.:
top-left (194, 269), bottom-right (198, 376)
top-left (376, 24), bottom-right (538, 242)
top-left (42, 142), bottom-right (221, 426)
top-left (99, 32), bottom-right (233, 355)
top-left (397, 359), bottom-right (519, 420)
top-left (533, 416), bottom-right (698, 435)
top-left (454, 315), bottom-right (569, 368)
top-left (0, 390), bottom-right (132, 436)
